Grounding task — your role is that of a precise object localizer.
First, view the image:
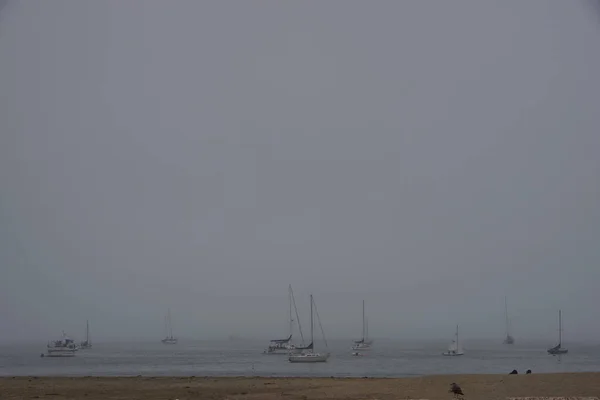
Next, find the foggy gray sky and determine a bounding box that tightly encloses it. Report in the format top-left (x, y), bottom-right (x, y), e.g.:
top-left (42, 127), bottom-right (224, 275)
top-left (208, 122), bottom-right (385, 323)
top-left (1, 1), bottom-right (599, 344)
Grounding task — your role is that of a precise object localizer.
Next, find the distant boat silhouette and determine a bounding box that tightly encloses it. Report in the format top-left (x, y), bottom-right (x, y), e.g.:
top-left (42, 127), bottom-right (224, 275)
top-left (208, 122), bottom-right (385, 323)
top-left (503, 297), bottom-right (515, 345)
top-left (547, 310), bottom-right (568, 355)
top-left (264, 284), bottom-right (306, 354)
top-left (161, 308), bottom-right (177, 344)
top-left (80, 320), bottom-right (92, 349)
top-left (352, 300), bottom-right (372, 351)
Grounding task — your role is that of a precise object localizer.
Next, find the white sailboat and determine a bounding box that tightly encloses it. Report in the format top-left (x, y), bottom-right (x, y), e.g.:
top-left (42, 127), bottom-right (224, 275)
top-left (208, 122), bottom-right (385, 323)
top-left (547, 310), bottom-right (568, 355)
top-left (352, 300), bottom-right (372, 351)
top-left (161, 309), bottom-right (178, 344)
top-left (289, 294), bottom-right (330, 363)
top-left (264, 285), bottom-right (307, 354)
top-left (80, 320), bottom-right (92, 349)
top-left (503, 297), bottom-right (515, 345)
top-left (442, 325), bottom-right (464, 356)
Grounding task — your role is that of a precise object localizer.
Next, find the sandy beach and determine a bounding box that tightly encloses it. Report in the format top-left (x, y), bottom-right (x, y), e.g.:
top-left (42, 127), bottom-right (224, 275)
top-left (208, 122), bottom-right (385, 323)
top-left (1, 373), bottom-right (599, 400)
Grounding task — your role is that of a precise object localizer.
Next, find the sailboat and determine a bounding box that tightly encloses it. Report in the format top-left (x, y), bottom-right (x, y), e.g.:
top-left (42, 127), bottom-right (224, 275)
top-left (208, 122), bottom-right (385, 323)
top-left (547, 310), bottom-right (568, 355)
top-left (503, 297), bottom-right (515, 345)
top-left (442, 325), bottom-right (464, 356)
top-left (264, 285), bottom-right (307, 354)
top-left (352, 300), bottom-right (372, 351)
top-left (161, 308), bottom-right (178, 344)
top-left (289, 294), bottom-right (330, 363)
top-left (79, 320), bottom-right (92, 349)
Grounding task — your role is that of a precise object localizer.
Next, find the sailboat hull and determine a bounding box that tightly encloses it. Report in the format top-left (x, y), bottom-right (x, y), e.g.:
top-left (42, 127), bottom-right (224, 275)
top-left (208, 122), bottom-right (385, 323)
top-left (161, 338), bottom-right (178, 344)
top-left (442, 351), bottom-right (464, 356)
top-left (289, 352), bottom-right (329, 363)
top-left (548, 348), bottom-right (568, 355)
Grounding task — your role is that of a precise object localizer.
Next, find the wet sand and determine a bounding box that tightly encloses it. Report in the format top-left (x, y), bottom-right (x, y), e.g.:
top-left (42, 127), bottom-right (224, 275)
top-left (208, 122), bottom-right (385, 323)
top-left (1, 373), bottom-right (599, 400)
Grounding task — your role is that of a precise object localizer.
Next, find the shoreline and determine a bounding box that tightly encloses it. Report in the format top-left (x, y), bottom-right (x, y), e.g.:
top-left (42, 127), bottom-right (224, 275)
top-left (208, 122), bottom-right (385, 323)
top-left (1, 373), bottom-right (600, 400)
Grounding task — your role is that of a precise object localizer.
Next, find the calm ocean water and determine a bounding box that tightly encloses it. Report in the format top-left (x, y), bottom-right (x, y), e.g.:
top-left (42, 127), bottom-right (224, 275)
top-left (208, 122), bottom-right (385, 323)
top-left (1, 339), bottom-right (599, 377)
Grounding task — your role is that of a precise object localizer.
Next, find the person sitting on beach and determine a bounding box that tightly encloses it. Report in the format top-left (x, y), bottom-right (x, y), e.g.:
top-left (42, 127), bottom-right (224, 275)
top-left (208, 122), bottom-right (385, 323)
top-left (526, 369), bottom-right (532, 374)
top-left (509, 369), bottom-right (518, 374)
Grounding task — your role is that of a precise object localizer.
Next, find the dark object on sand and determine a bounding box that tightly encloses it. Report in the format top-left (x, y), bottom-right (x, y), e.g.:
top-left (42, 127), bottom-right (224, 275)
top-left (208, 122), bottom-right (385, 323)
top-left (526, 369), bottom-right (532, 374)
top-left (449, 382), bottom-right (464, 398)
top-left (509, 369), bottom-right (518, 374)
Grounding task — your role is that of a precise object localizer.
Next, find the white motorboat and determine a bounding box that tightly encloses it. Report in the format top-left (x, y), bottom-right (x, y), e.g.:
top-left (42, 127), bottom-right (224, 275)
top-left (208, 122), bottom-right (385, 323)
top-left (45, 332), bottom-right (78, 357)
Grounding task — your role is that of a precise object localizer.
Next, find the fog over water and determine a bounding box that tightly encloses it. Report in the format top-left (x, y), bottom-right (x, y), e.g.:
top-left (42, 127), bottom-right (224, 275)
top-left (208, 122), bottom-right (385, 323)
top-left (1, 1), bottom-right (599, 344)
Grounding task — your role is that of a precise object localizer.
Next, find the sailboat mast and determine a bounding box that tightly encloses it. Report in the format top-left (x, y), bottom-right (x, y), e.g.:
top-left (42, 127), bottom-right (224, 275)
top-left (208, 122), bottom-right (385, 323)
top-left (86, 320), bottom-right (90, 342)
top-left (289, 285), bottom-right (293, 337)
top-left (504, 297), bottom-right (510, 336)
top-left (558, 310), bottom-right (562, 345)
top-left (290, 285), bottom-right (305, 344)
top-left (310, 294), bottom-right (314, 347)
top-left (362, 300), bottom-right (365, 340)
top-left (456, 325), bottom-right (459, 347)
top-left (167, 309), bottom-right (170, 338)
